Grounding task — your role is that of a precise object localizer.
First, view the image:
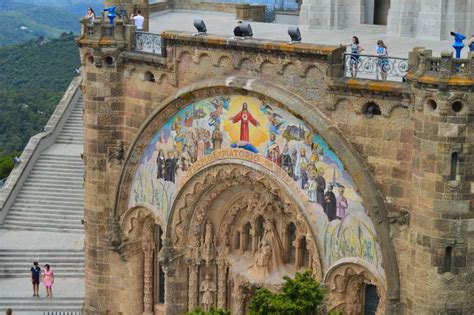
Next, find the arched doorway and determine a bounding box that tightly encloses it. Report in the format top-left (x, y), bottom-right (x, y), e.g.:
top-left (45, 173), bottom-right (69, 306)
top-left (113, 79), bottom-right (400, 314)
top-left (324, 259), bottom-right (386, 315)
top-left (161, 162), bottom-right (324, 314)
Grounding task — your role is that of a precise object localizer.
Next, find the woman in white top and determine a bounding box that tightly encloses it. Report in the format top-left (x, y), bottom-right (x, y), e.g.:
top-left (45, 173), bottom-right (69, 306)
top-left (85, 7), bottom-right (95, 24)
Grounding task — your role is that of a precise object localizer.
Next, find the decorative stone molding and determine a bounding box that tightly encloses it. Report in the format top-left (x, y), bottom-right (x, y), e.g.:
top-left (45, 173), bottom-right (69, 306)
top-left (325, 259), bottom-right (387, 315)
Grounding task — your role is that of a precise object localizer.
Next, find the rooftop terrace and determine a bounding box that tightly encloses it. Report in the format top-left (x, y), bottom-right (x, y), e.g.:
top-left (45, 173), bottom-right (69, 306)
top-left (149, 11), bottom-right (469, 59)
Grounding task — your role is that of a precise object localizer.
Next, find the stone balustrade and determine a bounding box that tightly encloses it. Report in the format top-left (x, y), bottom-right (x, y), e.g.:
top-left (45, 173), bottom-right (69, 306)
top-left (78, 17), bottom-right (135, 50)
top-left (407, 48), bottom-right (474, 87)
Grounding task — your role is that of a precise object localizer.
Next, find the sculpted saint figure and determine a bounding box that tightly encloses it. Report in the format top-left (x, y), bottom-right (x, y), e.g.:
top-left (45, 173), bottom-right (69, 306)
top-left (200, 274), bottom-right (217, 311)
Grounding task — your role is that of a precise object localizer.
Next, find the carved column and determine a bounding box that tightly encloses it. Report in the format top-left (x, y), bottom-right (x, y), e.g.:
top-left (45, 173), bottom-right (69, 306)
top-left (251, 227), bottom-right (258, 253)
top-left (282, 228), bottom-right (288, 262)
top-left (142, 223), bottom-right (155, 315)
top-left (294, 239), bottom-right (301, 268)
top-left (240, 231), bottom-right (245, 254)
top-left (216, 260), bottom-right (227, 309)
top-left (188, 261), bottom-right (199, 311)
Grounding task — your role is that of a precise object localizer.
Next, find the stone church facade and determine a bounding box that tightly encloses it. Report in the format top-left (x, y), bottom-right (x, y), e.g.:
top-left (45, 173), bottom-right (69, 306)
top-left (77, 5), bottom-right (473, 315)
top-left (299, 0), bottom-right (474, 40)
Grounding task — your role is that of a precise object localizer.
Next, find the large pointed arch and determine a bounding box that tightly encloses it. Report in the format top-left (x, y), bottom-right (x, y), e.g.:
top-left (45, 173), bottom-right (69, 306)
top-left (112, 76), bottom-right (400, 313)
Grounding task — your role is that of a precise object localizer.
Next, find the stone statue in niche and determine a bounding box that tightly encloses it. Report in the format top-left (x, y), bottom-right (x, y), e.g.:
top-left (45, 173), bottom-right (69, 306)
top-left (201, 220), bottom-right (215, 264)
top-left (200, 273), bottom-right (217, 311)
top-left (255, 240), bottom-right (272, 274)
top-left (248, 219), bottom-right (284, 280)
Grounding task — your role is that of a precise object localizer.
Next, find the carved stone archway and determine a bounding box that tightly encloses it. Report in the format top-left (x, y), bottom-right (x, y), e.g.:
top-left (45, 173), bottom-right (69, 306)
top-left (116, 206), bottom-right (166, 314)
top-left (324, 258), bottom-right (387, 315)
top-left (160, 161), bottom-right (324, 314)
top-left (113, 76), bottom-right (401, 313)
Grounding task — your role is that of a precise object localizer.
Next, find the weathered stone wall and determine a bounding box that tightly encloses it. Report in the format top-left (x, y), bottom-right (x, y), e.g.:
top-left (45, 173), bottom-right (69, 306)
top-left (77, 21), bottom-right (474, 314)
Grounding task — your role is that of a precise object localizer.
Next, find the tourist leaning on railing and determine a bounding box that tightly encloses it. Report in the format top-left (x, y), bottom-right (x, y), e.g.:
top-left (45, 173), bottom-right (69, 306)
top-left (85, 7), bottom-right (95, 24)
top-left (346, 36), bottom-right (364, 78)
top-left (376, 40), bottom-right (389, 81)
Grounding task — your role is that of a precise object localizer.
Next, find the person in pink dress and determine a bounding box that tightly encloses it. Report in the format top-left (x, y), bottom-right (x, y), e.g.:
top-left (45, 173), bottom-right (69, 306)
top-left (42, 264), bottom-right (54, 298)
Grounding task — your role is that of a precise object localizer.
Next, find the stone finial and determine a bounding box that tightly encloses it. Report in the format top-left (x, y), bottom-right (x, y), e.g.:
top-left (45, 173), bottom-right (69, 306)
top-left (440, 51), bottom-right (453, 80)
top-left (408, 46), bottom-right (426, 70)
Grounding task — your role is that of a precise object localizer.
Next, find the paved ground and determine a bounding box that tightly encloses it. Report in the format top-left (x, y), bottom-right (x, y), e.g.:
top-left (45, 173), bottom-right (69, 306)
top-left (150, 11), bottom-right (468, 58)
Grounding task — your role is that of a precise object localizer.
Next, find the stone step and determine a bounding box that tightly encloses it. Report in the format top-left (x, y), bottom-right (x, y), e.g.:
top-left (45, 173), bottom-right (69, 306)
top-left (13, 199), bottom-right (83, 207)
top-left (0, 261), bottom-right (84, 267)
top-left (15, 193), bottom-right (83, 201)
top-left (31, 168), bottom-right (83, 174)
top-left (10, 204), bottom-right (84, 212)
top-left (0, 249), bottom-right (82, 255)
top-left (24, 180), bottom-right (83, 187)
top-left (57, 132), bottom-right (83, 137)
top-left (59, 127), bottom-right (82, 131)
top-left (1, 220), bottom-right (84, 230)
top-left (5, 216), bottom-right (84, 225)
top-left (55, 140), bottom-right (83, 145)
top-left (0, 297), bottom-right (83, 311)
top-left (3, 218), bottom-right (84, 227)
top-left (15, 191), bottom-right (83, 200)
top-left (19, 187), bottom-right (83, 195)
top-left (30, 168), bottom-right (84, 177)
top-left (29, 168), bottom-right (83, 175)
top-left (32, 164), bottom-right (82, 170)
top-left (0, 224), bottom-right (84, 234)
top-left (0, 273), bottom-right (84, 279)
top-left (39, 155), bottom-right (83, 161)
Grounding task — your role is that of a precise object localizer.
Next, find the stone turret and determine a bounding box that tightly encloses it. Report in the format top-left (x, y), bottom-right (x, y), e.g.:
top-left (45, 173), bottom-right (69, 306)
top-left (403, 49), bottom-right (474, 313)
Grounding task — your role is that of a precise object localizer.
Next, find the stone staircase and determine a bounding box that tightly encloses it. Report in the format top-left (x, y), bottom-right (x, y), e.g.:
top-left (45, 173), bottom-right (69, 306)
top-left (0, 297), bottom-right (83, 313)
top-left (0, 93), bottom-right (85, 314)
top-left (2, 97), bottom-right (84, 234)
top-left (0, 249), bottom-right (84, 278)
top-left (55, 97), bottom-right (84, 145)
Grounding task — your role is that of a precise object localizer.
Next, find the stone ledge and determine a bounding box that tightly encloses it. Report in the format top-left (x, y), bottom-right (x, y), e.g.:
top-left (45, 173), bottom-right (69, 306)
top-left (160, 31), bottom-right (341, 58)
top-left (328, 77), bottom-right (411, 96)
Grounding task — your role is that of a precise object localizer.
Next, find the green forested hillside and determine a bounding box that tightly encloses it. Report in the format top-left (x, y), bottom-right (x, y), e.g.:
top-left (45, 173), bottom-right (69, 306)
top-left (0, 0), bottom-right (80, 46)
top-left (0, 34), bottom-right (81, 157)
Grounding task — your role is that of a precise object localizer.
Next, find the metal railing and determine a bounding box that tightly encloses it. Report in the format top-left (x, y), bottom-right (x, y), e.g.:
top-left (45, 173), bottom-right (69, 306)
top-left (135, 31), bottom-right (161, 54)
top-left (343, 53), bottom-right (409, 82)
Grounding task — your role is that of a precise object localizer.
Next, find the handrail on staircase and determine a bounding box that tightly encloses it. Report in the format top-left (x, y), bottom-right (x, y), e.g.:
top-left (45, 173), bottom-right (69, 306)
top-left (0, 76), bottom-right (83, 224)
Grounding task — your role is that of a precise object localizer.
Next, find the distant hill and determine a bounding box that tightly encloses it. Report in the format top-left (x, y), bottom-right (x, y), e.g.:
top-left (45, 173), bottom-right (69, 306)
top-left (0, 0), bottom-right (89, 46)
top-left (0, 34), bottom-right (81, 156)
top-left (9, 0), bottom-right (104, 17)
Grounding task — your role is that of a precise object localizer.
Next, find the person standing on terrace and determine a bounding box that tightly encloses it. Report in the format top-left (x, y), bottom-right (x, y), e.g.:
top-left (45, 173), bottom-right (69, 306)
top-left (84, 7), bottom-right (95, 24)
top-left (131, 10), bottom-right (145, 31)
top-left (347, 36), bottom-right (364, 78)
top-left (376, 40), bottom-right (389, 81)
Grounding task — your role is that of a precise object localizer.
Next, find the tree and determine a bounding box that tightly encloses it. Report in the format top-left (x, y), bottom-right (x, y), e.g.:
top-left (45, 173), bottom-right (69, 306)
top-left (186, 307), bottom-right (230, 315)
top-left (249, 271), bottom-right (326, 315)
top-left (0, 152), bottom-right (18, 179)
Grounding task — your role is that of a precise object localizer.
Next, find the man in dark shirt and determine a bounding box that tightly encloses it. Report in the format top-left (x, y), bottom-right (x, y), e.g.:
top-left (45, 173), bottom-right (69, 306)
top-left (31, 261), bottom-right (41, 297)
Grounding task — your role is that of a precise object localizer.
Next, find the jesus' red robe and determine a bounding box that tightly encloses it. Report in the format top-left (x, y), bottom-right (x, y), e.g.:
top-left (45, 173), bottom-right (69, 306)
top-left (231, 110), bottom-right (258, 142)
